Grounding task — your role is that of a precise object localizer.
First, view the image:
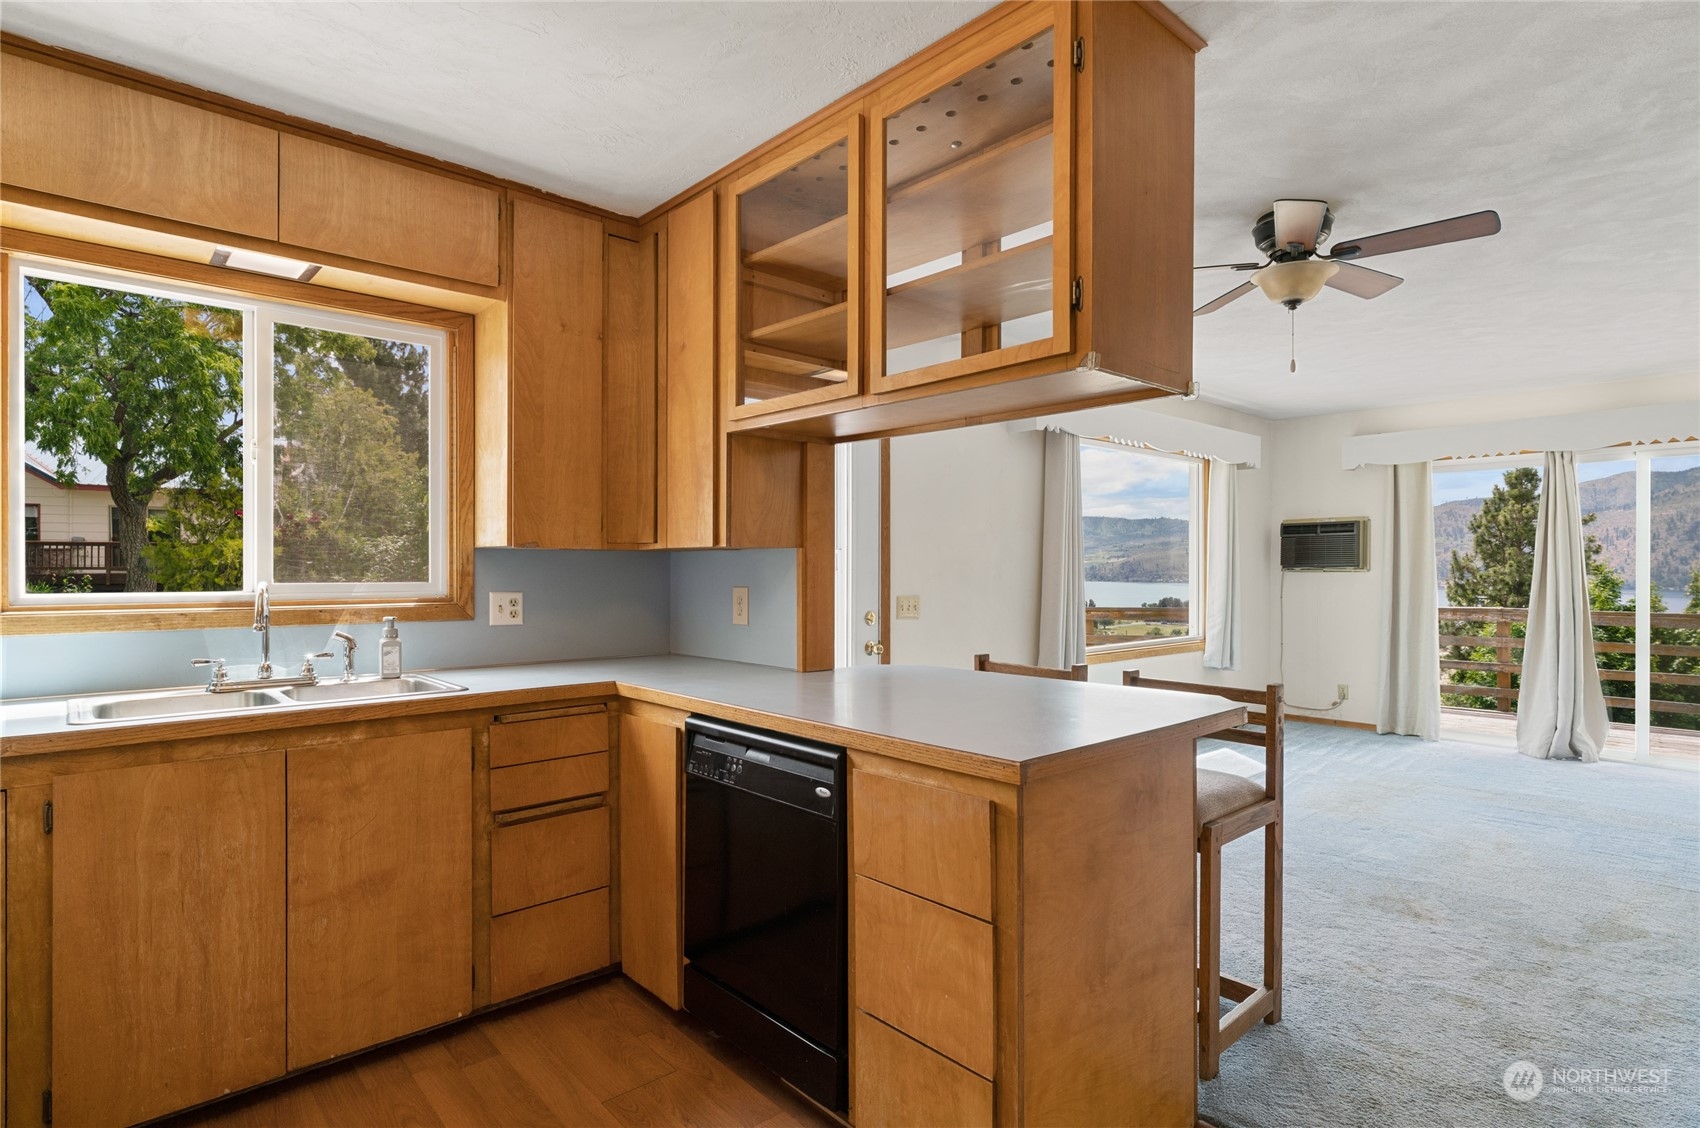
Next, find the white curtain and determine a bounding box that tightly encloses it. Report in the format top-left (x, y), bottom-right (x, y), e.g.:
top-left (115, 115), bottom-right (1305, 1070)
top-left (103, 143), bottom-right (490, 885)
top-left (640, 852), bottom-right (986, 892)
top-left (1377, 462), bottom-right (1441, 740)
top-left (1202, 458), bottom-right (1239, 669)
top-left (1038, 429), bottom-right (1086, 667)
top-left (1517, 451), bottom-right (1609, 761)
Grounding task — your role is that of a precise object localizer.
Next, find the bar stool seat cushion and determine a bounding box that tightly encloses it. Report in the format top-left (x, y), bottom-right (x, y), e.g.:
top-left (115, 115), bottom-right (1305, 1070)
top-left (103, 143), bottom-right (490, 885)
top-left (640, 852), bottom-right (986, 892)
top-left (1196, 768), bottom-right (1266, 830)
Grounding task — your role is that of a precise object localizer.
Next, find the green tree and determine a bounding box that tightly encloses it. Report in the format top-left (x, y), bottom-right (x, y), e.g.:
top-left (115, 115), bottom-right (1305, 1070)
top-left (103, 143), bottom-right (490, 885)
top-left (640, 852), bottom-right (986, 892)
top-left (23, 279), bottom-right (242, 592)
top-left (1446, 468), bottom-right (1541, 609)
top-left (144, 474), bottom-right (244, 592)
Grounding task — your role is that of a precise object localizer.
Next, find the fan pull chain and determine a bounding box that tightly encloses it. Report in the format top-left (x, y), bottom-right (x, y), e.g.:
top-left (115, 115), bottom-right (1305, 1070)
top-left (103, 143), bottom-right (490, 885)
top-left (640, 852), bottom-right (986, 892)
top-left (1290, 308), bottom-right (1297, 374)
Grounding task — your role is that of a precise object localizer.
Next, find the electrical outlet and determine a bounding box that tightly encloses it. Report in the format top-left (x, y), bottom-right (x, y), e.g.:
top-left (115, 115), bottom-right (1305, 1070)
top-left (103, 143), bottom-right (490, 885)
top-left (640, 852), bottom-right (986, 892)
top-left (1337, 683), bottom-right (1350, 702)
top-left (895, 594), bottom-right (921, 620)
top-left (489, 591), bottom-right (523, 626)
top-left (732, 587), bottom-right (750, 626)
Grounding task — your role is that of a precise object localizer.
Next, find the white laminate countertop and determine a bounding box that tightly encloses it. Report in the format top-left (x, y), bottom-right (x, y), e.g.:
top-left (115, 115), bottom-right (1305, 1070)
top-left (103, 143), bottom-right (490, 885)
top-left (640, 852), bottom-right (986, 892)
top-left (0, 655), bottom-right (1244, 775)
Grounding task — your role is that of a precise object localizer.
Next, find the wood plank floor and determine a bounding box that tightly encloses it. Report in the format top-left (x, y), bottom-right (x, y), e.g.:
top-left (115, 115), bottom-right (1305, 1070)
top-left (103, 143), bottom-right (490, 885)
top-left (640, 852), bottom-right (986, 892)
top-left (161, 976), bottom-right (835, 1128)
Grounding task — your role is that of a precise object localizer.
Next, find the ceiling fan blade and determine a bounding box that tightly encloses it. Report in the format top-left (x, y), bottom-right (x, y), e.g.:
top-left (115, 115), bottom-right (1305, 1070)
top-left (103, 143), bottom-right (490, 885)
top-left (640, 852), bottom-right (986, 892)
top-left (1328, 210), bottom-right (1501, 261)
top-left (1273, 199), bottom-right (1329, 252)
top-left (1194, 261), bottom-right (1264, 272)
top-left (1325, 261), bottom-right (1404, 299)
top-left (1194, 281), bottom-right (1255, 317)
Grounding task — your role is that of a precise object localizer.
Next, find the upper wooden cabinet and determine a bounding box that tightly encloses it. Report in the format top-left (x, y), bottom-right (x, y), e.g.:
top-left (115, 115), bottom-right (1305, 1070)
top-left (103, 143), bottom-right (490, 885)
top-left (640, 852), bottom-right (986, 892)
top-left (278, 135), bottom-right (501, 286)
top-left (869, 9), bottom-right (1072, 393)
top-left (0, 54), bottom-right (280, 239)
top-left (719, 0), bottom-right (1198, 441)
top-left (724, 115), bottom-right (864, 420)
top-left (480, 194), bottom-right (606, 549)
top-left (663, 191), bottom-right (720, 549)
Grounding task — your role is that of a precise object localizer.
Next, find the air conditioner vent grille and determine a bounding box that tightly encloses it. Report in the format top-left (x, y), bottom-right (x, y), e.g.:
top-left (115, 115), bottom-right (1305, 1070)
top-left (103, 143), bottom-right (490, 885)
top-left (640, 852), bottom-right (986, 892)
top-left (1280, 518), bottom-right (1368, 571)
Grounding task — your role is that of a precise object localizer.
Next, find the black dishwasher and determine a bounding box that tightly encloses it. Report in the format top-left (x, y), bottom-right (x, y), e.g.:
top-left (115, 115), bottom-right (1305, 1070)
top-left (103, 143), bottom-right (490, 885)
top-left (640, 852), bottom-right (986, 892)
top-left (682, 716), bottom-right (847, 1111)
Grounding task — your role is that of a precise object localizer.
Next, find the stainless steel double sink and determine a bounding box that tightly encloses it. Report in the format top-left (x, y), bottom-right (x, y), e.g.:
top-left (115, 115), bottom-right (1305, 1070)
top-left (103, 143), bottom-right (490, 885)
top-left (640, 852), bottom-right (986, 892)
top-left (66, 674), bottom-right (467, 725)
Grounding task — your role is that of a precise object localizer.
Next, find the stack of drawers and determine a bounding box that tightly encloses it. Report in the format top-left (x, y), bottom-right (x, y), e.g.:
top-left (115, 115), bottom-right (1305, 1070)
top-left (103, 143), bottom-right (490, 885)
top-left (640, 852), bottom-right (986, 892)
top-left (488, 706), bottom-right (613, 1002)
top-left (850, 770), bottom-right (997, 1126)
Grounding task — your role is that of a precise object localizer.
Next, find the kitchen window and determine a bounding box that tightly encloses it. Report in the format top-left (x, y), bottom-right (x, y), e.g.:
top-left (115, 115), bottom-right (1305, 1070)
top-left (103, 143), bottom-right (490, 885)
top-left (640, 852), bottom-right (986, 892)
top-left (1081, 439), bottom-right (1204, 655)
top-left (6, 252), bottom-right (472, 629)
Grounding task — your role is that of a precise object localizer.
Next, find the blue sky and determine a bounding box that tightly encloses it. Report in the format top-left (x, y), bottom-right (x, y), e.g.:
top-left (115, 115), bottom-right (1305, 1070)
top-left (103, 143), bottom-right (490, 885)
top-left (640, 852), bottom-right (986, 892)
top-left (1080, 442), bottom-right (1192, 521)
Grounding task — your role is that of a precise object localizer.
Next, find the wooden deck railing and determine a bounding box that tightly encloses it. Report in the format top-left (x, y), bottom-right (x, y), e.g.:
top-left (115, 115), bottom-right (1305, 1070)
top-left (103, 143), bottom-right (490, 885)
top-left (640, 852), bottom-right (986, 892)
top-left (1438, 605), bottom-right (1700, 721)
top-left (24, 540), bottom-right (127, 585)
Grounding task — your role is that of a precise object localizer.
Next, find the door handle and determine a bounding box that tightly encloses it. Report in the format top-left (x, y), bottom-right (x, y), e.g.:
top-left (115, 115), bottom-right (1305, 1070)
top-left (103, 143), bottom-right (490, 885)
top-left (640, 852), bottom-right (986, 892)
top-left (864, 640), bottom-right (885, 656)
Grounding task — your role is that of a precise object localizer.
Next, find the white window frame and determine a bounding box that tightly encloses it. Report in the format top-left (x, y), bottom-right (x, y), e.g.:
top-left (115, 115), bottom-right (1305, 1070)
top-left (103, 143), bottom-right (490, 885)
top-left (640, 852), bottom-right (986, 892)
top-left (9, 256), bottom-right (448, 606)
top-left (1080, 437), bottom-right (1205, 653)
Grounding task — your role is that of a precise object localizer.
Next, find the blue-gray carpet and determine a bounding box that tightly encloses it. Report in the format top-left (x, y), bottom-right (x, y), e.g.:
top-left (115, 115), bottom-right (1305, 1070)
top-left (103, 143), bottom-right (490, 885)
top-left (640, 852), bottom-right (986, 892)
top-left (1196, 725), bottom-right (1700, 1128)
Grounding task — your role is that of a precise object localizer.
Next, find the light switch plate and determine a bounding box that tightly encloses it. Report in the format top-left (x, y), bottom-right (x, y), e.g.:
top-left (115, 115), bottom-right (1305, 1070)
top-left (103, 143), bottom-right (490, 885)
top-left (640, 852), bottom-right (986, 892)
top-left (490, 591), bottom-right (523, 625)
top-left (732, 587), bottom-right (749, 626)
top-left (895, 595), bottom-right (921, 620)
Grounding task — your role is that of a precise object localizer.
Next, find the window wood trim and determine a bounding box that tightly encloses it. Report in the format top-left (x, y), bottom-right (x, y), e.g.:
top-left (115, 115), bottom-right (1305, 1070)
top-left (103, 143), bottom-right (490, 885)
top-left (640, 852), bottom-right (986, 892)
top-left (1086, 637), bottom-right (1205, 664)
top-left (0, 230), bottom-right (476, 635)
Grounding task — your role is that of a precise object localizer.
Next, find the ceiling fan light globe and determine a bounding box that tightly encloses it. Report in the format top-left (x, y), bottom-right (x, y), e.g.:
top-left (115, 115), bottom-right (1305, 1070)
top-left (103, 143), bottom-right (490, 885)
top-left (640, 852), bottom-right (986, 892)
top-left (1251, 259), bottom-right (1339, 308)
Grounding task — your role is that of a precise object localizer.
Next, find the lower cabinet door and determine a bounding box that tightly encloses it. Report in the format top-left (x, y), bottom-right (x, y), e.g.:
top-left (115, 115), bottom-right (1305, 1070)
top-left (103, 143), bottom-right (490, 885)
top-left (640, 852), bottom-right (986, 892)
top-left (490, 803), bottom-right (610, 915)
top-left (287, 728), bottom-right (473, 1068)
top-left (490, 887), bottom-right (612, 1002)
top-left (853, 1010), bottom-right (993, 1128)
top-left (51, 753), bottom-right (287, 1128)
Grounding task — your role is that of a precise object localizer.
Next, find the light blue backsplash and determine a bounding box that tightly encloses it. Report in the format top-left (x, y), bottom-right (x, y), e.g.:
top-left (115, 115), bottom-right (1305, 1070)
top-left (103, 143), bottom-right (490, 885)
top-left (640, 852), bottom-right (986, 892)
top-left (0, 549), bottom-right (673, 700)
top-left (0, 546), bottom-right (808, 701)
top-left (668, 548), bottom-right (798, 668)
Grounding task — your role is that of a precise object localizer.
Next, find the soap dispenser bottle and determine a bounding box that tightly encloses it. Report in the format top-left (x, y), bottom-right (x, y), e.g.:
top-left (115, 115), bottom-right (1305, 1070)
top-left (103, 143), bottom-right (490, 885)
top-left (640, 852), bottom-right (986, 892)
top-left (379, 616), bottom-right (402, 679)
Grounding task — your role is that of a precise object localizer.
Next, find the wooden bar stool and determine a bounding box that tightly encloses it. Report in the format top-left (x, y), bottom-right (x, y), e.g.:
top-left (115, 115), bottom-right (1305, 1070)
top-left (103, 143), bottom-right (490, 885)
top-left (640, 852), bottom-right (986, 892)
top-left (972, 653), bottom-right (1089, 681)
top-left (1124, 670), bottom-right (1284, 1080)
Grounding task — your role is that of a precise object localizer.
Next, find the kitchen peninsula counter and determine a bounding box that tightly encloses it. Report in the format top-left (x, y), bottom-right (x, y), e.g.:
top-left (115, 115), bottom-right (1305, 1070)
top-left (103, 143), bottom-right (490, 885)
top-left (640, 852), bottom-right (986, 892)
top-left (0, 655), bottom-right (1242, 781)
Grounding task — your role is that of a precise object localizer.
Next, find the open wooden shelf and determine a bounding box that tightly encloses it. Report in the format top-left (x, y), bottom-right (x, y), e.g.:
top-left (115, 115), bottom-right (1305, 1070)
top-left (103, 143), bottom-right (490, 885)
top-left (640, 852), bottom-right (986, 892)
top-left (886, 122), bottom-right (1053, 278)
top-left (885, 237), bottom-right (1052, 350)
top-left (740, 123), bottom-right (1052, 287)
top-left (744, 301), bottom-right (848, 364)
top-left (745, 217), bottom-right (849, 282)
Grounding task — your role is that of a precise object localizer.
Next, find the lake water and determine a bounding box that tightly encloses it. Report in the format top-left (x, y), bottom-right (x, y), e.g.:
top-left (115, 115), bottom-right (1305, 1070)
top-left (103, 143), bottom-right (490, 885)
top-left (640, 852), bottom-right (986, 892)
top-left (1085, 581), bottom-right (1190, 608)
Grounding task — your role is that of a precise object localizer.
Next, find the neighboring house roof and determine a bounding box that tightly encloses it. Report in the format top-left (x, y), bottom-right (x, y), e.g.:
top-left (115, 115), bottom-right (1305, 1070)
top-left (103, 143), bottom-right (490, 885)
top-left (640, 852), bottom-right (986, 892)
top-left (23, 448), bottom-right (110, 492)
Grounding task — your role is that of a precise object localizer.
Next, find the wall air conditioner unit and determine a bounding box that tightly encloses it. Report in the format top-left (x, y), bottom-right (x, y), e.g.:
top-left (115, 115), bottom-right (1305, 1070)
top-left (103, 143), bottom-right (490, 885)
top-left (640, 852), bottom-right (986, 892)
top-left (1280, 518), bottom-right (1369, 571)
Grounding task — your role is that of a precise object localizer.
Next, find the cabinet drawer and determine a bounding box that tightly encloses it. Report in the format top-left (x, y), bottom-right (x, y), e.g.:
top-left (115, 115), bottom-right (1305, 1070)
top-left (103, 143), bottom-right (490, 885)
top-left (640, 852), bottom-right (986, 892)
top-left (852, 771), bottom-right (992, 920)
top-left (853, 876), bottom-right (994, 1078)
top-left (490, 709), bottom-right (609, 768)
top-left (490, 887), bottom-right (610, 1002)
top-left (492, 805), bottom-right (609, 915)
top-left (853, 1010), bottom-right (992, 1128)
top-left (278, 134), bottom-right (500, 285)
top-left (491, 752), bottom-right (608, 813)
top-left (1, 55), bottom-right (280, 239)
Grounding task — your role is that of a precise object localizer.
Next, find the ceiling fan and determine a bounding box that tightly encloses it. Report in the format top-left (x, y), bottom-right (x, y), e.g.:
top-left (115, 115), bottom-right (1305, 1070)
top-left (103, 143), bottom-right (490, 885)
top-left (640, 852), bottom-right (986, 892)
top-left (1194, 200), bottom-right (1501, 317)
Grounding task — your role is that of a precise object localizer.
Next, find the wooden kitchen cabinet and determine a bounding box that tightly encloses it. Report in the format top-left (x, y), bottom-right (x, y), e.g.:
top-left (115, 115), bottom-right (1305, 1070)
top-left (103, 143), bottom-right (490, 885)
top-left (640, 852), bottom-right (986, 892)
top-left (50, 754), bottom-right (287, 1128)
top-left (721, 0), bottom-right (1198, 441)
top-left (486, 707), bottom-right (615, 1002)
top-left (723, 114), bottom-right (863, 420)
top-left (0, 54), bottom-right (281, 240)
top-left (605, 229), bottom-right (661, 545)
top-left (661, 191), bottom-right (720, 548)
top-left (278, 134), bottom-right (501, 285)
top-left (618, 711), bottom-right (685, 1008)
top-left (286, 728), bottom-right (473, 1069)
top-left (481, 194), bottom-right (607, 548)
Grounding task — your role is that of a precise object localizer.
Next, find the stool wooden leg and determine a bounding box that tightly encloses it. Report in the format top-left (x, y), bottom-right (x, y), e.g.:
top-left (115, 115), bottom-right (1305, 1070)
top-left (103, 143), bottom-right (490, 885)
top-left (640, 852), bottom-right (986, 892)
top-left (1198, 827), bottom-right (1222, 1081)
top-left (1264, 816), bottom-right (1282, 1025)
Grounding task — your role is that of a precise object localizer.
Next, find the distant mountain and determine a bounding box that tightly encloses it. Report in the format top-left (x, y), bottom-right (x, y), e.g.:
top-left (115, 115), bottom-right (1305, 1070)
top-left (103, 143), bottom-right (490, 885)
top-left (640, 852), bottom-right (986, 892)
top-left (1083, 515), bottom-right (1189, 583)
top-left (1435, 466), bottom-right (1700, 601)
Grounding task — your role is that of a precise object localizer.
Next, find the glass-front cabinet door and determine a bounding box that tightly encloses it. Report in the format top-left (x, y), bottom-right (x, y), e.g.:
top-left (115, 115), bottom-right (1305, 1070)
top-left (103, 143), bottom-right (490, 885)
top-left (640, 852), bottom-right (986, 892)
top-left (869, 7), bottom-right (1073, 392)
top-left (725, 115), bottom-right (863, 418)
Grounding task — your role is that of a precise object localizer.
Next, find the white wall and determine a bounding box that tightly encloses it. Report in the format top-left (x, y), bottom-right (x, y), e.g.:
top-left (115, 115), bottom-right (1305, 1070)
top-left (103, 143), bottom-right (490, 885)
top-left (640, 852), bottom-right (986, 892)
top-left (886, 400), bottom-right (1281, 688)
top-left (1267, 372), bottom-right (1696, 726)
top-left (886, 373), bottom-right (1695, 726)
top-left (888, 423), bottom-right (1046, 669)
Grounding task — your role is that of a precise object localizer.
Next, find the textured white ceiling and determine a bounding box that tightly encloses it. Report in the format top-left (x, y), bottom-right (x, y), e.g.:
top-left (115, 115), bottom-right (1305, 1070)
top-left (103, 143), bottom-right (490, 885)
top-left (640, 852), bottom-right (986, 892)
top-left (3, 1), bottom-right (1695, 418)
top-left (1176, 0), bottom-right (1700, 417)
top-left (0, 1), bottom-right (997, 216)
